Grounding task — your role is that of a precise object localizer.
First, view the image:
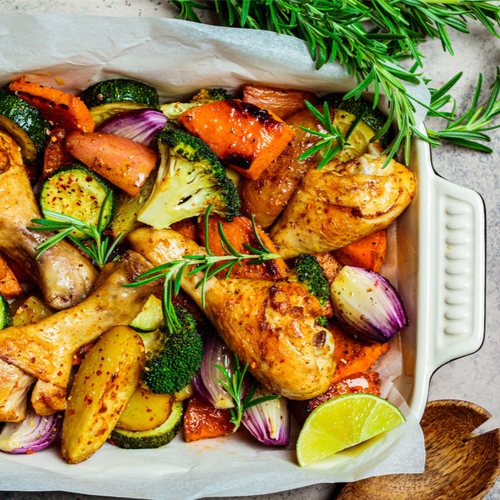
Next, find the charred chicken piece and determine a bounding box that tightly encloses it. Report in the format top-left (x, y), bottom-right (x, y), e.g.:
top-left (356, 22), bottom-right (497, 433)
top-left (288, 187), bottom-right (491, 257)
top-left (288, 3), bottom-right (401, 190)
top-left (0, 251), bottom-right (161, 414)
top-left (0, 130), bottom-right (98, 310)
top-left (128, 227), bottom-right (336, 400)
top-left (270, 144), bottom-right (416, 259)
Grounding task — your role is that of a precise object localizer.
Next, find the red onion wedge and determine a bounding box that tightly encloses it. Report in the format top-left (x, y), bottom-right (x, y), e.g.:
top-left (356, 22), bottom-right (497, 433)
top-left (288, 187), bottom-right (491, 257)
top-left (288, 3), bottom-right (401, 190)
top-left (97, 109), bottom-right (167, 146)
top-left (242, 384), bottom-right (290, 446)
top-left (0, 406), bottom-right (62, 454)
top-left (330, 266), bottom-right (408, 343)
top-left (200, 329), bottom-right (250, 408)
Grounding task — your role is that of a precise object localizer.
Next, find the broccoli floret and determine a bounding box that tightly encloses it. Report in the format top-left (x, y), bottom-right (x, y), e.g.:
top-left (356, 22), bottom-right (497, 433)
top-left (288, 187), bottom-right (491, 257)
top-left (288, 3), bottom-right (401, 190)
top-left (293, 254), bottom-right (330, 307)
top-left (137, 129), bottom-right (240, 229)
top-left (315, 316), bottom-right (329, 328)
top-left (142, 307), bottom-right (203, 395)
top-left (160, 88), bottom-right (231, 121)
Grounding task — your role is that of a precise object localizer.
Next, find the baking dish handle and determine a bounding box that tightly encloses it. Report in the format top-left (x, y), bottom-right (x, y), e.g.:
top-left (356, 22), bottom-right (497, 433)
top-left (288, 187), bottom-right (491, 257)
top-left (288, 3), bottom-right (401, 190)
top-left (428, 176), bottom-right (486, 371)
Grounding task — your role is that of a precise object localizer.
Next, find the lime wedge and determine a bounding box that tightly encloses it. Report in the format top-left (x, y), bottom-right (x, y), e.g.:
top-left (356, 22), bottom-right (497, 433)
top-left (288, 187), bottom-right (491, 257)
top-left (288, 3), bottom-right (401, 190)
top-left (296, 393), bottom-right (405, 467)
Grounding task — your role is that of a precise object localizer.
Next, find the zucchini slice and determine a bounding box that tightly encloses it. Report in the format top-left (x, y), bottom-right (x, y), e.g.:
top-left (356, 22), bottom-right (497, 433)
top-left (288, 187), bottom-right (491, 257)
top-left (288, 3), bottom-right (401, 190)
top-left (110, 400), bottom-right (183, 449)
top-left (129, 294), bottom-right (163, 333)
top-left (40, 163), bottom-right (117, 239)
top-left (322, 94), bottom-right (394, 149)
top-left (82, 79), bottom-right (159, 127)
top-left (0, 90), bottom-right (49, 162)
top-left (0, 293), bottom-right (13, 330)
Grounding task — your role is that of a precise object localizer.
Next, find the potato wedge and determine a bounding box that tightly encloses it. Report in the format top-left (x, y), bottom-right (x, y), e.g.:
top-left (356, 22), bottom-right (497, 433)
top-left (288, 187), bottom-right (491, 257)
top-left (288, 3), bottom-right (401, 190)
top-left (61, 326), bottom-right (145, 464)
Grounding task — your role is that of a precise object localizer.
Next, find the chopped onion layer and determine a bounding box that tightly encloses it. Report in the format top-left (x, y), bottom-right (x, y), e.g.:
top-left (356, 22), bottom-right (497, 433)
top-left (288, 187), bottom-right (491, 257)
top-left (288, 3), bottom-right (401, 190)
top-left (97, 109), bottom-right (167, 145)
top-left (0, 406), bottom-right (62, 454)
top-left (199, 329), bottom-right (250, 408)
top-left (242, 384), bottom-right (290, 446)
top-left (330, 266), bottom-right (408, 343)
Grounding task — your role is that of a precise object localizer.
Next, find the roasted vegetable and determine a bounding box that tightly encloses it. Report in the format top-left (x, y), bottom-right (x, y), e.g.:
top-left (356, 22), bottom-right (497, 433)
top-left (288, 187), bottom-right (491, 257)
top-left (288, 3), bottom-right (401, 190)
top-left (142, 306), bottom-right (203, 395)
top-left (61, 325), bottom-right (145, 464)
top-left (110, 400), bottom-right (183, 449)
top-left (0, 253), bottom-right (23, 300)
top-left (330, 266), bottom-right (408, 343)
top-left (329, 321), bottom-right (390, 383)
top-left (115, 388), bottom-right (172, 432)
top-left (9, 76), bottom-right (95, 133)
top-left (10, 294), bottom-right (54, 327)
top-left (43, 127), bottom-right (74, 178)
top-left (137, 129), bottom-right (240, 229)
top-left (178, 99), bottom-right (296, 180)
top-left (0, 90), bottom-right (49, 162)
top-left (0, 292), bottom-right (12, 330)
top-left (129, 294), bottom-right (163, 333)
top-left (183, 392), bottom-right (235, 442)
top-left (161, 87), bottom-right (231, 121)
top-left (65, 130), bottom-right (158, 197)
top-left (82, 79), bottom-right (159, 126)
top-left (306, 371), bottom-right (381, 412)
top-left (334, 230), bottom-right (387, 273)
top-left (40, 163), bottom-right (117, 239)
top-left (198, 214), bottom-right (288, 280)
top-left (242, 84), bottom-right (317, 119)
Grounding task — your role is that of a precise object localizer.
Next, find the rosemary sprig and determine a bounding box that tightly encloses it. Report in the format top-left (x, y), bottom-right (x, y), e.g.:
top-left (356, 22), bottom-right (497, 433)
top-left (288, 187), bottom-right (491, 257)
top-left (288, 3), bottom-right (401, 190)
top-left (124, 205), bottom-right (281, 332)
top-left (298, 100), bottom-right (366, 168)
top-left (215, 354), bottom-right (280, 432)
top-left (426, 68), bottom-right (500, 152)
top-left (28, 192), bottom-right (122, 269)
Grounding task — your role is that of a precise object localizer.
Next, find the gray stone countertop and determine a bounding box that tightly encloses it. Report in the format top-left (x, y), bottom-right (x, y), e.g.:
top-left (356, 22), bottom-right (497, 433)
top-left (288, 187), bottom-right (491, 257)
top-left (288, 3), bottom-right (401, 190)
top-left (0, 1), bottom-right (499, 499)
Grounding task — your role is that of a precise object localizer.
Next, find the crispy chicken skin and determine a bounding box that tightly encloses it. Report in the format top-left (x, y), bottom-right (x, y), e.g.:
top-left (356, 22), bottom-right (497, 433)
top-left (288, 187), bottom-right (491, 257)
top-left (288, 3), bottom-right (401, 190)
top-left (0, 130), bottom-right (98, 310)
top-left (0, 251), bottom-right (161, 414)
top-left (0, 362), bottom-right (34, 422)
top-left (270, 144), bottom-right (416, 259)
top-left (128, 227), bottom-right (336, 400)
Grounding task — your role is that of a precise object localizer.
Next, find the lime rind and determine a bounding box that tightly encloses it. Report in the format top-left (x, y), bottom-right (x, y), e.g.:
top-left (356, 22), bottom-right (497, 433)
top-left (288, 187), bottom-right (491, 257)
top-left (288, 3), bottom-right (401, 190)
top-left (297, 393), bottom-right (405, 467)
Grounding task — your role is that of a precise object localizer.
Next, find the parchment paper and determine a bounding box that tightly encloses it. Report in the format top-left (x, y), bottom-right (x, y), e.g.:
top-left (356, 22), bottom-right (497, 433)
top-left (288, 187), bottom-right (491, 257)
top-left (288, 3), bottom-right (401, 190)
top-left (0, 14), bottom-right (427, 499)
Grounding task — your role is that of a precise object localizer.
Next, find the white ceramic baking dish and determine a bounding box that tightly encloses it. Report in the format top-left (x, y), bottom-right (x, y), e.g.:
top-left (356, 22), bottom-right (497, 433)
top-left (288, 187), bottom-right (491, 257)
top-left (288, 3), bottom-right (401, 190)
top-left (0, 14), bottom-right (486, 499)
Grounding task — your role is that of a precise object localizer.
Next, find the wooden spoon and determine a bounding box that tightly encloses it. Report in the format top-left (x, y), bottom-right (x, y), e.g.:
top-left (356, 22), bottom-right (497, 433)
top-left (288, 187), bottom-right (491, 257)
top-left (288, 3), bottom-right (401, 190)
top-left (336, 400), bottom-right (500, 500)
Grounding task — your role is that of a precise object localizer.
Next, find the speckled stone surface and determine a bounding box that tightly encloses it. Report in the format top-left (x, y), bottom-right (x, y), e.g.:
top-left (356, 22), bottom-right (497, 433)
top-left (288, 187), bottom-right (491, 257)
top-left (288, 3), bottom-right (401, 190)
top-left (0, 1), bottom-right (499, 499)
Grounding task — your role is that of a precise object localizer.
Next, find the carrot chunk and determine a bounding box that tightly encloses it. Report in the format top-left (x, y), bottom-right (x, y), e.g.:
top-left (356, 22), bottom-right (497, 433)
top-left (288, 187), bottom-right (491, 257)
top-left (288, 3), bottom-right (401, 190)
top-left (0, 253), bottom-right (24, 299)
top-left (171, 218), bottom-right (199, 243)
top-left (329, 321), bottom-right (389, 383)
top-left (306, 371), bottom-right (380, 412)
top-left (198, 215), bottom-right (288, 280)
top-left (242, 84), bottom-right (317, 120)
top-left (334, 230), bottom-right (387, 273)
top-left (178, 100), bottom-right (296, 180)
top-left (183, 393), bottom-right (234, 442)
top-left (9, 77), bottom-right (95, 133)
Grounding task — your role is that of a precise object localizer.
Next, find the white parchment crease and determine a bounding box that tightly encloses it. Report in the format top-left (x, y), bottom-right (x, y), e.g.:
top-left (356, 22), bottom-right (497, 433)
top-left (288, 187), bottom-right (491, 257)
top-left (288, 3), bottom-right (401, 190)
top-left (0, 14), bottom-right (426, 499)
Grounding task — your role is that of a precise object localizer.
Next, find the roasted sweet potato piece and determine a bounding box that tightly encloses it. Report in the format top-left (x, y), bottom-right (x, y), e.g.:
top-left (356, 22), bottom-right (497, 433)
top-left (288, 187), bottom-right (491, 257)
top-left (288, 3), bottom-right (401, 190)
top-left (0, 252), bottom-right (24, 300)
top-left (242, 84), bottom-right (317, 120)
top-left (184, 393), bottom-right (234, 442)
top-left (178, 99), bottom-right (296, 181)
top-left (43, 127), bottom-right (74, 178)
top-left (65, 131), bottom-right (158, 196)
top-left (171, 218), bottom-right (198, 243)
top-left (3, 254), bottom-right (35, 285)
top-left (198, 214), bottom-right (288, 280)
top-left (306, 371), bottom-right (381, 412)
top-left (313, 251), bottom-right (343, 285)
top-left (330, 321), bottom-right (389, 383)
top-left (334, 230), bottom-right (387, 272)
top-left (10, 76), bottom-right (94, 133)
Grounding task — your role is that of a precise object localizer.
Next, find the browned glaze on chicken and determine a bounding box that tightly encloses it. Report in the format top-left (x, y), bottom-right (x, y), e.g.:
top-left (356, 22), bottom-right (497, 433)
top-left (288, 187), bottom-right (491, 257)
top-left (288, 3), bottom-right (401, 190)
top-left (0, 251), bottom-right (161, 414)
top-left (128, 227), bottom-right (336, 400)
top-left (270, 144), bottom-right (416, 259)
top-left (0, 130), bottom-right (98, 310)
top-left (0, 361), bottom-right (34, 422)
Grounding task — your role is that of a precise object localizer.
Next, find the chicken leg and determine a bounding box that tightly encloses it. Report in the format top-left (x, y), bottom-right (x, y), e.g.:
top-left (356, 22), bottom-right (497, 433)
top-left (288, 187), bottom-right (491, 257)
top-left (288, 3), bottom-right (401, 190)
top-left (0, 130), bottom-right (98, 310)
top-left (128, 228), bottom-right (336, 400)
top-left (0, 250), bottom-right (161, 414)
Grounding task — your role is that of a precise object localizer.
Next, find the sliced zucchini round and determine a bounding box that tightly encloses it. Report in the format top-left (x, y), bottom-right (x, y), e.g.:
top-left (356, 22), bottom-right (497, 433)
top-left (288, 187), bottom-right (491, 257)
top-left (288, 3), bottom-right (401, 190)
top-left (129, 294), bottom-right (163, 333)
top-left (40, 163), bottom-right (117, 239)
top-left (322, 94), bottom-right (395, 149)
top-left (82, 79), bottom-right (159, 127)
top-left (0, 90), bottom-right (49, 162)
top-left (110, 400), bottom-right (183, 449)
top-left (0, 293), bottom-right (13, 330)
